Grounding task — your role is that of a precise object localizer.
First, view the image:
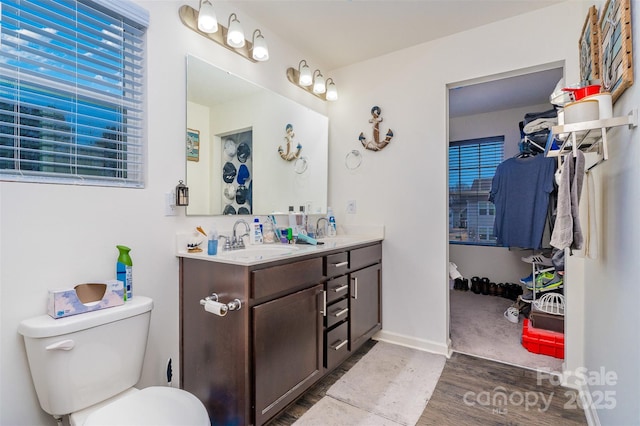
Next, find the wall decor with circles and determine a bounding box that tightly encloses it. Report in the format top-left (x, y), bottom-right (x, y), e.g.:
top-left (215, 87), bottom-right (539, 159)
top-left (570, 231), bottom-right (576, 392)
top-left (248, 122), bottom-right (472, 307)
top-left (221, 129), bottom-right (252, 215)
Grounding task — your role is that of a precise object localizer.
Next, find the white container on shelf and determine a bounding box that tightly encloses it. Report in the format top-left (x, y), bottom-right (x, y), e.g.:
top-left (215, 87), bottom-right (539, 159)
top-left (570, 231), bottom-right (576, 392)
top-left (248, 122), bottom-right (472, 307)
top-left (563, 99), bottom-right (599, 124)
top-left (582, 92), bottom-right (613, 120)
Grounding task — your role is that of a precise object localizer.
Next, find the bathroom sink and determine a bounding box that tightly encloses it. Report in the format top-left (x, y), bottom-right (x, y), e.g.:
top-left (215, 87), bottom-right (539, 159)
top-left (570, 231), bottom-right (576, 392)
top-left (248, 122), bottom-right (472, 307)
top-left (218, 245), bottom-right (300, 261)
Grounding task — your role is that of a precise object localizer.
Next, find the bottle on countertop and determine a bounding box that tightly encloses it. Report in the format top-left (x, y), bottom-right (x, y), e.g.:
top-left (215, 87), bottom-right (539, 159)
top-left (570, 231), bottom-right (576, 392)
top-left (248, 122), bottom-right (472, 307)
top-left (208, 225), bottom-right (219, 255)
top-left (262, 218), bottom-right (276, 243)
top-left (251, 217), bottom-right (264, 244)
top-left (116, 245), bottom-right (133, 301)
top-left (288, 206), bottom-right (299, 237)
top-left (298, 205), bottom-right (308, 235)
top-left (327, 207), bottom-right (337, 237)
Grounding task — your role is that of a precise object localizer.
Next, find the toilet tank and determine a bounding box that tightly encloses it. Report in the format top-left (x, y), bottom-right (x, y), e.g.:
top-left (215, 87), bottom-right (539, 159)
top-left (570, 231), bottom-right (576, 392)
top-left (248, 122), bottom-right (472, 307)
top-left (18, 296), bottom-right (154, 416)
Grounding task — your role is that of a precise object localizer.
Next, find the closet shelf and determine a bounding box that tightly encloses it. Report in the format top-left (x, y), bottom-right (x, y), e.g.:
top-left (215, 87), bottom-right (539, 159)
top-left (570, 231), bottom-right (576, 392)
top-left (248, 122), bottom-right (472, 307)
top-left (545, 109), bottom-right (638, 169)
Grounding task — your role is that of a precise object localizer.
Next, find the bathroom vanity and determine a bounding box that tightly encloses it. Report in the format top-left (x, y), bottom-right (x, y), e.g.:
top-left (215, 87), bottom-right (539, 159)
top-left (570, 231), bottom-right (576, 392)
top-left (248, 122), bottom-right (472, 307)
top-left (178, 236), bottom-right (382, 425)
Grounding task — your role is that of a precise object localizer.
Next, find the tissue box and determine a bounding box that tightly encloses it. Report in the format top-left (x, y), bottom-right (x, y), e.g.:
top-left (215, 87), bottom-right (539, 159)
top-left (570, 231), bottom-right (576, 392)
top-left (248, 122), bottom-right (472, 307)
top-left (48, 280), bottom-right (124, 319)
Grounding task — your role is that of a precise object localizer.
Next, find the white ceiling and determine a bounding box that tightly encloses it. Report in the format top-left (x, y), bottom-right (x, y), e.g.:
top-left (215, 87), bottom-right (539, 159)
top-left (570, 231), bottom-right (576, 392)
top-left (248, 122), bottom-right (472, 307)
top-left (232, 0), bottom-right (564, 71)
top-left (207, 1), bottom-right (568, 117)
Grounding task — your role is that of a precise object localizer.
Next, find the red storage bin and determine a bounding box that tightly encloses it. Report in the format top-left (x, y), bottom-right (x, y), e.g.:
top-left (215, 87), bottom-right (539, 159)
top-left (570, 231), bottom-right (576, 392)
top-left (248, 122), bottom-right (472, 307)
top-left (522, 319), bottom-right (564, 359)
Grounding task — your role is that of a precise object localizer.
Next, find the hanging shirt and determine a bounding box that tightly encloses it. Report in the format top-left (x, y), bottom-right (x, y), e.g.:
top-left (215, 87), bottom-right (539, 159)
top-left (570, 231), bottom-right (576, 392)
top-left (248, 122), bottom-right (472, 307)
top-left (489, 155), bottom-right (556, 249)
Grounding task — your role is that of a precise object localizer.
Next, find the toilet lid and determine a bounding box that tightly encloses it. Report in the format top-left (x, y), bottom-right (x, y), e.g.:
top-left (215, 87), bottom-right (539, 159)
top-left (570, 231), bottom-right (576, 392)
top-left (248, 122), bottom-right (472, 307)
top-left (83, 387), bottom-right (209, 426)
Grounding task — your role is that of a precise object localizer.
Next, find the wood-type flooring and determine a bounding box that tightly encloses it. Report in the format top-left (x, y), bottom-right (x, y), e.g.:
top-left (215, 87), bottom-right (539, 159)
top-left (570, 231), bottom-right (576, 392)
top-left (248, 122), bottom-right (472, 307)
top-left (268, 341), bottom-right (587, 426)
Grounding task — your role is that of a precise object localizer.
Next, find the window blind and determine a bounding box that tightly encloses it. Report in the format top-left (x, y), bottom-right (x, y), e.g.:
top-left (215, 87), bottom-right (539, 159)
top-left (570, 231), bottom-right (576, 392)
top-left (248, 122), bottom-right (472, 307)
top-left (449, 136), bottom-right (504, 245)
top-left (0, 0), bottom-right (147, 187)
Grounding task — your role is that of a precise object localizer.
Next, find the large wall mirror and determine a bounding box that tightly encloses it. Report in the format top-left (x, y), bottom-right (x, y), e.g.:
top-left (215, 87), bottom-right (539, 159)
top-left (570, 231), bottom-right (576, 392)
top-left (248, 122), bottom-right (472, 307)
top-left (186, 55), bottom-right (329, 216)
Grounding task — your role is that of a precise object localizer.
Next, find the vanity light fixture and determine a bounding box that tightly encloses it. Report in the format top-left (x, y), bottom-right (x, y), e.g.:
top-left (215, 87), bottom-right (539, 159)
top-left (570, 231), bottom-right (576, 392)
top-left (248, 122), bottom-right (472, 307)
top-left (286, 61), bottom-right (338, 101)
top-left (226, 13), bottom-right (245, 48)
top-left (179, 4), bottom-right (269, 63)
top-left (312, 70), bottom-right (326, 94)
top-left (251, 30), bottom-right (269, 61)
top-left (325, 78), bottom-right (338, 101)
top-left (197, 0), bottom-right (217, 33)
top-left (298, 60), bottom-right (313, 86)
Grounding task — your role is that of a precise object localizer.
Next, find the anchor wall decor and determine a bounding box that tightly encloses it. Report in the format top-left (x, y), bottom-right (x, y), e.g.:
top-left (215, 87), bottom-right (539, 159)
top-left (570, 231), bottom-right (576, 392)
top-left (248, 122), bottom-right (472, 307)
top-left (278, 123), bottom-right (302, 161)
top-left (359, 105), bottom-right (393, 151)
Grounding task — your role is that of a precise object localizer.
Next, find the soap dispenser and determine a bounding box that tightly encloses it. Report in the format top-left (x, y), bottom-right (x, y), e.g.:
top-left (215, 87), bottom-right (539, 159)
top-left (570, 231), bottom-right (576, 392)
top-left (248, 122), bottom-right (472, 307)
top-left (327, 207), bottom-right (337, 237)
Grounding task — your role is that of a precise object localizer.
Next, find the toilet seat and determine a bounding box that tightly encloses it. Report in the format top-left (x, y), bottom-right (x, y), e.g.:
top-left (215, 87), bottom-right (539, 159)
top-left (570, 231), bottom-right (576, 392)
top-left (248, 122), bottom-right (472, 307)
top-left (73, 387), bottom-right (209, 426)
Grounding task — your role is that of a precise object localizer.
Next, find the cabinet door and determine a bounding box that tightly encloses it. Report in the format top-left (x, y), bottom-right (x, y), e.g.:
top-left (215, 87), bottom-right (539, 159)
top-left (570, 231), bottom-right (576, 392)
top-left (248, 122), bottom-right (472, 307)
top-left (253, 284), bottom-right (323, 425)
top-left (350, 263), bottom-right (382, 350)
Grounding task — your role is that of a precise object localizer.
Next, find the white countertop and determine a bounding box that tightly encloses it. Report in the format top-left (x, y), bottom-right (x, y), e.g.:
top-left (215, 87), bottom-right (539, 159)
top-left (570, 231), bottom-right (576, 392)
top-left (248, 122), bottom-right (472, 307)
top-left (176, 226), bottom-right (384, 266)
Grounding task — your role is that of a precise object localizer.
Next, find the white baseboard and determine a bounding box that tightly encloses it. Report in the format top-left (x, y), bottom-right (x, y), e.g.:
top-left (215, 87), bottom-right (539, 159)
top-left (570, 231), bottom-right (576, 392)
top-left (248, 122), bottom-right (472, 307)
top-left (373, 330), bottom-right (450, 357)
top-left (556, 369), bottom-right (602, 426)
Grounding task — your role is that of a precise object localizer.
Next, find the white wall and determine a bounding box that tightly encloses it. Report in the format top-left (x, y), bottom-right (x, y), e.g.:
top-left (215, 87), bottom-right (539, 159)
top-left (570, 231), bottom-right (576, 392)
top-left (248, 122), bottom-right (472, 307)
top-left (580, 0), bottom-right (640, 423)
top-left (187, 101), bottom-right (213, 213)
top-left (329, 2), bottom-right (588, 357)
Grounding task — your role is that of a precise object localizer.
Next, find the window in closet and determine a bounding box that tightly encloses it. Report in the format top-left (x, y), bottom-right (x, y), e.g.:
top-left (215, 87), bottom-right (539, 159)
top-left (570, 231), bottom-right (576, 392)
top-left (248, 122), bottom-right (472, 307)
top-left (449, 136), bottom-right (504, 245)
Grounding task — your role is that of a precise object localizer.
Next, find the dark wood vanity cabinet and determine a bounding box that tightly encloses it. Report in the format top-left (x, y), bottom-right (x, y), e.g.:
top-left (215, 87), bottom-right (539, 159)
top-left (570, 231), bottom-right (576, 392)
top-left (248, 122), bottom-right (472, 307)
top-left (179, 241), bottom-right (382, 426)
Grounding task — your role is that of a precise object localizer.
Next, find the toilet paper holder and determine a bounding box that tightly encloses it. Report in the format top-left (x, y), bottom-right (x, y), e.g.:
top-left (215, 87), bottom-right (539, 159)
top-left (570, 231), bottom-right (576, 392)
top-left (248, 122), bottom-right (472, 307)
top-left (199, 293), bottom-right (242, 314)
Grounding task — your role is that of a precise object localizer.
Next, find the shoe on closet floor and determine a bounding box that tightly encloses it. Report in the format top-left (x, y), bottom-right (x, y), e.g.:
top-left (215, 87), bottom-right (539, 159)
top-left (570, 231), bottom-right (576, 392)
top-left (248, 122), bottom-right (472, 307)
top-left (519, 291), bottom-right (535, 303)
top-left (526, 272), bottom-right (563, 291)
top-left (520, 253), bottom-right (553, 266)
top-left (470, 277), bottom-right (481, 294)
top-left (449, 262), bottom-right (463, 280)
top-left (520, 273), bottom-right (533, 285)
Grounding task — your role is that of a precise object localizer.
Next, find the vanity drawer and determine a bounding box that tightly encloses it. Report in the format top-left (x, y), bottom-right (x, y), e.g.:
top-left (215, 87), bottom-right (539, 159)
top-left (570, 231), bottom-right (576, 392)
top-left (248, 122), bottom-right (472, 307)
top-left (350, 244), bottom-right (382, 271)
top-left (251, 257), bottom-right (323, 300)
top-left (326, 275), bottom-right (349, 304)
top-left (325, 322), bottom-right (349, 370)
top-left (324, 252), bottom-right (349, 278)
top-left (325, 298), bottom-right (349, 329)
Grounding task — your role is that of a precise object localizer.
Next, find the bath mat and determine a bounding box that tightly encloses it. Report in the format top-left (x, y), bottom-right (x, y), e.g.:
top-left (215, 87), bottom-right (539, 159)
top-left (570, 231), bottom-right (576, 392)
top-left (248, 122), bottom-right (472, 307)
top-left (325, 341), bottom-right (446, 425)
top-left (292, 396), bottom-right (399, 426)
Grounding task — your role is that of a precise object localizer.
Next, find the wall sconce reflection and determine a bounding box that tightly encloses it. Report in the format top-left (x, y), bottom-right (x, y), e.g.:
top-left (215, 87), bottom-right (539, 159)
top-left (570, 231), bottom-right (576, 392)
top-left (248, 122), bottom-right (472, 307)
top-left (286, 60), bottom-right (338, 101)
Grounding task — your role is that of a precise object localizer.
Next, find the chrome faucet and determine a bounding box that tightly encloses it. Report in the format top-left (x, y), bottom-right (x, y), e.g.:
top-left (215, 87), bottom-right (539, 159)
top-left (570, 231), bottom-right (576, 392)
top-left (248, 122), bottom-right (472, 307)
top-left (315, 217), bottom-right (328, 239)
top-left (232, 219), bottom-right (251, 249)
top-left (219, 235), bottom-right (231, 251)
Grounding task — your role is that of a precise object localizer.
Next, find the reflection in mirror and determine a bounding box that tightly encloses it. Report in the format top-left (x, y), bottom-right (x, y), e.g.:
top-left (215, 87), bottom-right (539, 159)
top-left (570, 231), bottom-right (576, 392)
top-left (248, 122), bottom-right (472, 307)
top-left (186, 55), bottom-right (328, 216)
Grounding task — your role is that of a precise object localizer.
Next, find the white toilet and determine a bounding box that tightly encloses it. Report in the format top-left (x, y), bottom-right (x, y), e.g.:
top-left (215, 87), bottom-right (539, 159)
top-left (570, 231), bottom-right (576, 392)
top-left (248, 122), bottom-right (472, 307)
top-left (18, 296), bottom-right (210, 425)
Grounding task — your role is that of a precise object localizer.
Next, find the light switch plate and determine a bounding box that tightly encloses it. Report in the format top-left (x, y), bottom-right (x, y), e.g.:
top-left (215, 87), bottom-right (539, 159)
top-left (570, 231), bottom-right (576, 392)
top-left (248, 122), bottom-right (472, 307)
top-left (347, 200), bottom-right (357, 214)
top-left (165, 192), bottom-right (177, 216)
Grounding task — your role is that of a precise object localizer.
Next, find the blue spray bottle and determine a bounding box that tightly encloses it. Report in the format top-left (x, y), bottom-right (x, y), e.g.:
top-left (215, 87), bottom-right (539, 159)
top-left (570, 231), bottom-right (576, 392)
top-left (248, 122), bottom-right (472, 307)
top-left (116, 245), bottom-right (133, 301)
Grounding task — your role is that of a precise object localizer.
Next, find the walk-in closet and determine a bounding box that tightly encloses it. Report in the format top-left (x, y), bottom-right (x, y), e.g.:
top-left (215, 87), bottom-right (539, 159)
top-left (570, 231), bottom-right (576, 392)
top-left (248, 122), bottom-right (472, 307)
top-left (448, 67), bottom-right (566, 372)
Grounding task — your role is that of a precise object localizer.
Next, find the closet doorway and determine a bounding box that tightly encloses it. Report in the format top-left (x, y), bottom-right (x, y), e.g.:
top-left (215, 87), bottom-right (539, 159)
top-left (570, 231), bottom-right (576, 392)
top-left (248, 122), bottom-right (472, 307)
top-left (447, 65), bottom-right (565, 372)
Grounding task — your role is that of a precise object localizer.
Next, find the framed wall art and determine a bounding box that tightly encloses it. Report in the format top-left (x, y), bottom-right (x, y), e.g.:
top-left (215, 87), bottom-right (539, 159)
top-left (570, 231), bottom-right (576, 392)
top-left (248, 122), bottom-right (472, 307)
top-left (187, 128), bottom-right (200, 162)
top-left (579, 5), bottom-right (600, 82)
top-left (599, 0), bottom-right (634, 103)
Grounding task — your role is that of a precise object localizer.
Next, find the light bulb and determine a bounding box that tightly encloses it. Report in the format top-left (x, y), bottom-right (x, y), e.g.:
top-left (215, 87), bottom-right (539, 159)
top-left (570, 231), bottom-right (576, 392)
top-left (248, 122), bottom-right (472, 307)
top-left (197, 0), bottom-right (218, 33)
top-left (325, 79), bottom-right (338, 101)
top-left (226, 14), bottom-right (245, 48)
top-left (313, 70), bottom-right (325, 94)
top-left (252, 30), bottom-right (269, 61)
top-left (298, 60), bottom-right (312, 86)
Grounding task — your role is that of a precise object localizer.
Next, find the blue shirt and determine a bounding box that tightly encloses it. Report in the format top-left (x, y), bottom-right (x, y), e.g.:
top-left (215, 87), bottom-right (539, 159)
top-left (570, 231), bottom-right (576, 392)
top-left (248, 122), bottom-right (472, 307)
top-left (489, 155), bottom-right (556, 249)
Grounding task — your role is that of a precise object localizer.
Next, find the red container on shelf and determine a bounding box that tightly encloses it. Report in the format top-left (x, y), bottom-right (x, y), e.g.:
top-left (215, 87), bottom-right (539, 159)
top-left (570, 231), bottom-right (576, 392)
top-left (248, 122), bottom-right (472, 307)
top-left (562, 85), bottom-right (601, 101)
top-left (522, 319), bottom-right (565, 359)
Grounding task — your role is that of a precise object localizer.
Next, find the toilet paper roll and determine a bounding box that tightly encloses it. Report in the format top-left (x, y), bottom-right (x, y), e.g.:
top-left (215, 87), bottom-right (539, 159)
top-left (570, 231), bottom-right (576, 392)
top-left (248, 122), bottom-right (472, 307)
top-left (204, 300), bottom-right (228, 316)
